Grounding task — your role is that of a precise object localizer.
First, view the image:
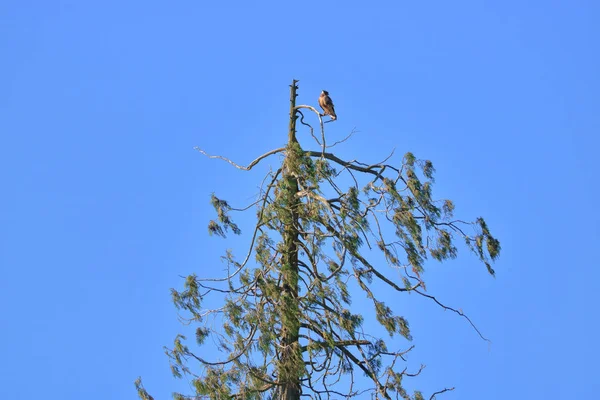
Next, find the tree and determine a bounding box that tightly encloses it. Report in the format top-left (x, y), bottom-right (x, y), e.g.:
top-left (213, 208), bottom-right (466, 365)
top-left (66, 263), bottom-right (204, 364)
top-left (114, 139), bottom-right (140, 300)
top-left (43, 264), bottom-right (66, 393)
top-left (136, 80), bottom-right (500, 400)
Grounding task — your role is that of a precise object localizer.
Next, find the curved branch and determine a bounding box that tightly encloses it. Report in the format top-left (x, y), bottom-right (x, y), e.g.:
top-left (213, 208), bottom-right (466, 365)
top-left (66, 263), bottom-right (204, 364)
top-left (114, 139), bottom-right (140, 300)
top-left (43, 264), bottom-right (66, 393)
top-left (294, 105), bottom-right (325, 156)
top-left (305, 151), bottom-right (391, 178)
top-left (297, 110), bottom-right (321, 147)
top-left (328, 127), bottom-right (358, 148)
top-left (413, 287), bottom-right (490, 342)
top-left (200, 168), bottom-right (282, 283)
top-left (430, 387), bottom-right (455, 399)
top-left (195, 147), bottom-right (285, 171)
top-left (184, 324), bottom-right (259, 367)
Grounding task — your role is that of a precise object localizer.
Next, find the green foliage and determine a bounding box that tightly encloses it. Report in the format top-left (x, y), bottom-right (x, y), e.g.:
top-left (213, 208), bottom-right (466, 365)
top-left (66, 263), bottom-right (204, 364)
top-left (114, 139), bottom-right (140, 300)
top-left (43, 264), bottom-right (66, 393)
top-left (138, 88), bottom-right (500, 399)
top-left (208, 194), bottom-right (241, 237)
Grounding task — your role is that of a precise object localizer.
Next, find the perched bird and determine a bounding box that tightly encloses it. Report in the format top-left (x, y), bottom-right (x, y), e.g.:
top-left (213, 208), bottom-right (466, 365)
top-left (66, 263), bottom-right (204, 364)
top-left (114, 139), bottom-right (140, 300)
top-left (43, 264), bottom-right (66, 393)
top-left (319, 90), bottom-right (337, 121)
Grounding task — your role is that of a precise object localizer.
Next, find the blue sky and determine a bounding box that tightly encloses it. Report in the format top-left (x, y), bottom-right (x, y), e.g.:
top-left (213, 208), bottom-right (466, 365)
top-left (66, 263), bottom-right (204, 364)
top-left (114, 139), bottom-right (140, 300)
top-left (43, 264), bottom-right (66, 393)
top-left (1, 1), bottom-right (599, 398)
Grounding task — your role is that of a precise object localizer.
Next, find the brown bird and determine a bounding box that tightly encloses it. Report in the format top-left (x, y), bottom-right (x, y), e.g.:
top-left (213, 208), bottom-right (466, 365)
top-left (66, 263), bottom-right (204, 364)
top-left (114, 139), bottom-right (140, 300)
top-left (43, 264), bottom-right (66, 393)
top-left (319, 90), bottom-right (337, 121)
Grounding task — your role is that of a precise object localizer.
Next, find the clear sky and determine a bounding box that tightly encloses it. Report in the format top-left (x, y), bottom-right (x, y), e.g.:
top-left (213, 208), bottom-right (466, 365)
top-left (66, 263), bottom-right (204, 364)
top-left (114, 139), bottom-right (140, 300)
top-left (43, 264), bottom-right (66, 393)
top-left (1, 1), bottom-right (599, 399)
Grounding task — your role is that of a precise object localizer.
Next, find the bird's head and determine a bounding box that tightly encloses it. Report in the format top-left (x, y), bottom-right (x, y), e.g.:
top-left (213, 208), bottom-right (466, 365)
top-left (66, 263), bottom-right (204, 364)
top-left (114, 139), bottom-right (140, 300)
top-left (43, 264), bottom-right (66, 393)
top-left (322, 90), bottom-right (329, 95)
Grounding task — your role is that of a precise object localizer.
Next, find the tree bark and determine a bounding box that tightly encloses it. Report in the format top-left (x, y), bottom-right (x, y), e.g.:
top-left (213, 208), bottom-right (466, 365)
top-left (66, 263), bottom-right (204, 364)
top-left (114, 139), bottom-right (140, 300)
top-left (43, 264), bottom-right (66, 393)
top-left (277, 79), bottom-right (302, 400)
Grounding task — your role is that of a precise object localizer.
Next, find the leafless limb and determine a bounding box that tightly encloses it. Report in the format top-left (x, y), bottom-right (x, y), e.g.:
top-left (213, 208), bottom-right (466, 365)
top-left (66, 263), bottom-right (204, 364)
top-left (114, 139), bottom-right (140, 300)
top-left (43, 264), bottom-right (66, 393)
top-left (194, 147), bottom-right (285, 170)
top-left (328, 127), bottom-right (359, 148)
top-left (429, 387), bottom-right (455, 399)
top-left (413, 286), bottom-right (490, 342)
top-left (295, 105), bottom-right (326, 156)
top-left (297, 110), bottom-right (321, 146)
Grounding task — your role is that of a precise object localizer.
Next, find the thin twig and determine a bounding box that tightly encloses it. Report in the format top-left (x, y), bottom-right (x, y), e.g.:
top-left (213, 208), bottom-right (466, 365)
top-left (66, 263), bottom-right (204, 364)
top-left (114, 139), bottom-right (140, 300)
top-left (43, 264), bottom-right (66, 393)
top-left (328, 127), bottom-right (358, 148)
top-left (430, 387), bottom-right (455, 399)
top-left (414, 288), bottom-right (490, 342)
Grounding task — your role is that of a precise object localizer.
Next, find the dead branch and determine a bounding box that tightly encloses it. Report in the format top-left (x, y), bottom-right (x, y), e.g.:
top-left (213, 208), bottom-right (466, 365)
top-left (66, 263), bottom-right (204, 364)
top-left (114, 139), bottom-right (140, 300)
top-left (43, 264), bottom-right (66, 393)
top-left (328, 127), bottom-right (358, 148)
top-left (429, 387), bottom-right (455, 399)
top-left (295, 105), bottom-right (326, 156)
top-left (297, 110), bottom-right (321, 146)
top-left (413, 286), bottom-right (490, 342)
top-left (194, 147), bottom-right (285, 171)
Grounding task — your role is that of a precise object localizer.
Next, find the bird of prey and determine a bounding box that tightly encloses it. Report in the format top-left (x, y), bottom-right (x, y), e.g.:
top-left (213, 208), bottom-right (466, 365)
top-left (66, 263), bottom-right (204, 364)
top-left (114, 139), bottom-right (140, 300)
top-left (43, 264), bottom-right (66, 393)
top-left (319, 90), bottom-right (337, 121)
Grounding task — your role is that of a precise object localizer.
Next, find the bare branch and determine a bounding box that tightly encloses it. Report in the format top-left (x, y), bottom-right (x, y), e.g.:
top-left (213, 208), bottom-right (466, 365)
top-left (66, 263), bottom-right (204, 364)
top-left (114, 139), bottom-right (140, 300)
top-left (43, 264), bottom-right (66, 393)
top-left (297, 110), bottom-right (321, 146)
top-left (327, 127), bottom-right (358, 148)
top-left (413, 287), bottom-right (490, 342)
top-left (295, 105), bottom-right (326, 156)
top-left (195, 147), bottom-right (285, 170)
top-left (429, 387), bottom-right (455, 399)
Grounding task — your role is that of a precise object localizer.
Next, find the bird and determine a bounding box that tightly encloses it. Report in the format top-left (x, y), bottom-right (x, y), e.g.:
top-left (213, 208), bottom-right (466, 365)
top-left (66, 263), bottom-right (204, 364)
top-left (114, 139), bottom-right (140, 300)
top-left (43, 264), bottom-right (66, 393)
top-left (318, 90), bottom-right (337, 121)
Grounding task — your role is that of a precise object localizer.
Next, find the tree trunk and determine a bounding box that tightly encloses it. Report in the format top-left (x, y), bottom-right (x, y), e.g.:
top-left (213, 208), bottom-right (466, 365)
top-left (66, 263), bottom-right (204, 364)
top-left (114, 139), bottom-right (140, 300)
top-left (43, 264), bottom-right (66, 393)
top-left (277, 79), bottom-right (302, 400)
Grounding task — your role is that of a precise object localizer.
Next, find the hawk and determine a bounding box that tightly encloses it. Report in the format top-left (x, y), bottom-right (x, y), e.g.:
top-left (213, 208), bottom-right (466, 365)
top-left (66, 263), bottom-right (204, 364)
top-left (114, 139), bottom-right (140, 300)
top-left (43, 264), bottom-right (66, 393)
top-left (319, 90), bottom-right (337, 121)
